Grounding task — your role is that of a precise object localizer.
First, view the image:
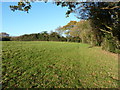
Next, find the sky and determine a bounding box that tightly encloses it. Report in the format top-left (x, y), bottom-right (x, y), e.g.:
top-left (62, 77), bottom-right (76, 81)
top-left (2, 2), bottom-right (80, 36)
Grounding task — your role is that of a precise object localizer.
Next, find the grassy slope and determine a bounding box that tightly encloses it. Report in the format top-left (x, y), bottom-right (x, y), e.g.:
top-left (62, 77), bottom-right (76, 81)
top-left (2, 41), bottom-right (118, 88)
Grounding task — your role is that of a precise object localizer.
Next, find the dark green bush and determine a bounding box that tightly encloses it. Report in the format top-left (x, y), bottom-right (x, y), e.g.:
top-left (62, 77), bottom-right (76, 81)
top-left (102, 34), bottom-right (117, 53)
top-left (1, 37), bottom-right (11, 41)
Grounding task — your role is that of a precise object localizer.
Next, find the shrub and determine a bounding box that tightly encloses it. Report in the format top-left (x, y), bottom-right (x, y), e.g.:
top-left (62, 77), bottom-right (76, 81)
top-left (102, 34), bottom-right (117, 53)
top-left (1, 37), bottom-right (11, 41)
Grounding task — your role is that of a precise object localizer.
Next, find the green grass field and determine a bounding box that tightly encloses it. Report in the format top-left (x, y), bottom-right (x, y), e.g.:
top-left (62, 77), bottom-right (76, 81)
top-left (2, 41), bottom-right (118, 88)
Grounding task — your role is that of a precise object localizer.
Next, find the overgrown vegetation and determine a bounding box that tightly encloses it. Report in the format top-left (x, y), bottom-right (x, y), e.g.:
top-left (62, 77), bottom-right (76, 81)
top-left (2, 41), bottom-right (118, 88)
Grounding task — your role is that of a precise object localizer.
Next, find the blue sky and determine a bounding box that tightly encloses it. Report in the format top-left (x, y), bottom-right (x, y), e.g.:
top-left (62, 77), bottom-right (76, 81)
top-left (2, 2), bottom-right (80, 36)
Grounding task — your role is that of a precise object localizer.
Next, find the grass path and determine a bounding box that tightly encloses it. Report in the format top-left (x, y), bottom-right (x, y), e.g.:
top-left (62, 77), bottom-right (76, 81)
top-left (2, 41), bottom-right (118, 88)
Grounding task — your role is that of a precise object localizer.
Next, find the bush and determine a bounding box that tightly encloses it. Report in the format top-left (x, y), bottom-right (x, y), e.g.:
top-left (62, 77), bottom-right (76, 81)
top-left (101, 34), bottom-right (117, 53)
top-left (0, 37), bottom-right (11, 41)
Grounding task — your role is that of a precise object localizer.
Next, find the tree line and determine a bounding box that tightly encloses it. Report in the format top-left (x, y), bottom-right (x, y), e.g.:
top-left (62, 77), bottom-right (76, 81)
top-left (1, 31), bottom-right (81, 43)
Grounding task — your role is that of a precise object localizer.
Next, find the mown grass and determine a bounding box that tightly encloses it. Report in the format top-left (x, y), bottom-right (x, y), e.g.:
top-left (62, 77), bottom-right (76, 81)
top-left (2, 41), bottom-right (118, 88)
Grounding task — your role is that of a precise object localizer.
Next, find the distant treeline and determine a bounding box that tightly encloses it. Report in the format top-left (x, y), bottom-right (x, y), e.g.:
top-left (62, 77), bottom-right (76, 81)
top-left (1, 31), bottom-right (81, 43)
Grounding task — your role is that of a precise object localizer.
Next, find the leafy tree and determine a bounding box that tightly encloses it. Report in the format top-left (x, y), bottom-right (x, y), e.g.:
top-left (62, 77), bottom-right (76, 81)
top-left (49, 31), bottom-right (61, 41)
top-left (55, 26), bottom-right (64, 36)
top-left (58, 21), bottom-right (77, 37)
